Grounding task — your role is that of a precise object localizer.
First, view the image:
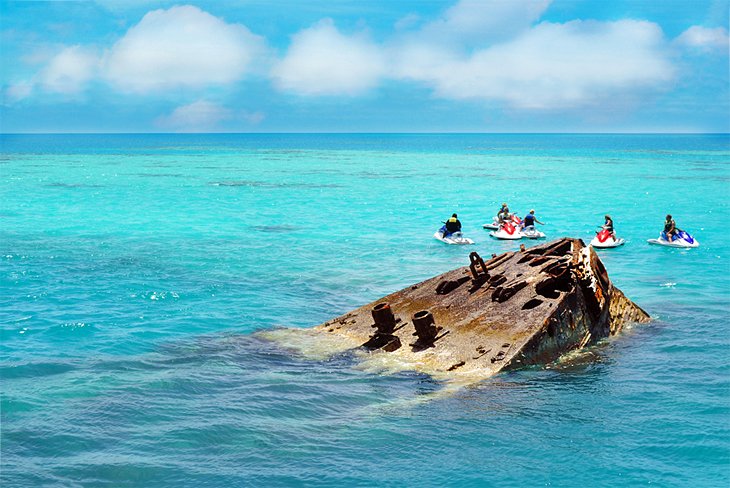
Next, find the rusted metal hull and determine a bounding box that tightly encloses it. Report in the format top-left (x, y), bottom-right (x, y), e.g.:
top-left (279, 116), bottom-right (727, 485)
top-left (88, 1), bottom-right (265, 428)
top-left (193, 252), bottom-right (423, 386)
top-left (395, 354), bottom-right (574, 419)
top-left (314, 238), bottom-right (649, 376)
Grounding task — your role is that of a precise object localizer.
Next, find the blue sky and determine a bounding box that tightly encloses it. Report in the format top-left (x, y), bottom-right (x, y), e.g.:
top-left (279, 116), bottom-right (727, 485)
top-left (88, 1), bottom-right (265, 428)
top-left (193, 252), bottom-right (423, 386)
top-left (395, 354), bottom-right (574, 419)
top-left (1, 0), bottom-right (728, 133)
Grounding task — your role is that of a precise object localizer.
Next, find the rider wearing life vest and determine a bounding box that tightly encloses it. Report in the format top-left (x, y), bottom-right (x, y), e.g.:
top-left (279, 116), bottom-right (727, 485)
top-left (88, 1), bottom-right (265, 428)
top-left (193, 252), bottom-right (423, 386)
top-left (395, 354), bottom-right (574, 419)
top-left (445, 213), bottom-right (462, 234)
top-left (522, 209), bottom-right (544, 229)
top-left (664, 214), bottom-right (678, 241)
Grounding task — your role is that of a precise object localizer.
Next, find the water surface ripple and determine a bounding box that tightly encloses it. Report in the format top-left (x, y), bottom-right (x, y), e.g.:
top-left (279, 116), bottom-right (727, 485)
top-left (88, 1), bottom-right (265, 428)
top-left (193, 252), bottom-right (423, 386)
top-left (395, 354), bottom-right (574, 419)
top-left (1, 134), bottom-right (729, 487)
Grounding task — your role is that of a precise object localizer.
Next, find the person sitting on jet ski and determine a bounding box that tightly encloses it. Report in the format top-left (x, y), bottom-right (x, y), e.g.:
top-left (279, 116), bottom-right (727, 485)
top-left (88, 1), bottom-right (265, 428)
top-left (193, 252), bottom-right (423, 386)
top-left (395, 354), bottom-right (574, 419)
top-left (602, 215), bottom-right (616, 241)
top-left (497, 203), bottom-right (509, 223)
top-left (444, 213), bottom-right (462, 235)
top-left (522, 209), bottom-right (544, 228)
top-left (664, 214), bottom-right (679, 241)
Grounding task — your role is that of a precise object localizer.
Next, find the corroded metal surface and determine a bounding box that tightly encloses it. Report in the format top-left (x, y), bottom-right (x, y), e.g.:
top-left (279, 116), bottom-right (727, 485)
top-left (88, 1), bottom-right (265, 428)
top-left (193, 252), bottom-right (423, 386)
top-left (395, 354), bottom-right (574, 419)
top-left (315, 238), bottom-right (650, 376)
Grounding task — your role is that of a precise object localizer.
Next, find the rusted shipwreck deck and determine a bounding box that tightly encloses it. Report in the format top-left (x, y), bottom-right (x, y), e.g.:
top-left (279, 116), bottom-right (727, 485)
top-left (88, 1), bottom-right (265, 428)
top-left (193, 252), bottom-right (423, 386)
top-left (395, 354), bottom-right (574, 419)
top-left (315, 238), bottom-right (650, 375)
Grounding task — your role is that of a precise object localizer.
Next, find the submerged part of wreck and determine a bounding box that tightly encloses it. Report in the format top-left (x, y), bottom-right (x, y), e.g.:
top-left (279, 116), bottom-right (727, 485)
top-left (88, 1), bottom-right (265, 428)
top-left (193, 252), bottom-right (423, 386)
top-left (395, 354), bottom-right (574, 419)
top-left (315, 238), bottom-right (650, 376)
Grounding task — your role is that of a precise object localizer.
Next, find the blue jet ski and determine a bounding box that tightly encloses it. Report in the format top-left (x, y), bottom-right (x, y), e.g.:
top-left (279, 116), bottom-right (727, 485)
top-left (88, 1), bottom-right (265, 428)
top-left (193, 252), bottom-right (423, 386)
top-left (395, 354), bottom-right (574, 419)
top-left (434, 225), bottom-right (474, 245)
top-left (647, 230), bottom-right (699, 248)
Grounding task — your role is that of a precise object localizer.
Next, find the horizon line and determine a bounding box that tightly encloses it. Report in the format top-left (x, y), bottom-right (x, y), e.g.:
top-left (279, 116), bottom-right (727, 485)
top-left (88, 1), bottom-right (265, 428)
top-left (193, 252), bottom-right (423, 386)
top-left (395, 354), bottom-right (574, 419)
top-left (2, 131), bottom-right (729, 136)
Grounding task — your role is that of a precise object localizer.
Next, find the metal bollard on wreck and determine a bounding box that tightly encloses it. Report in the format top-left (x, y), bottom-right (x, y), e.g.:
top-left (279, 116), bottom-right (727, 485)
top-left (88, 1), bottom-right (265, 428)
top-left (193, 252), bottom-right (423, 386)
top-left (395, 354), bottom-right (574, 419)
top-left (361, 302), bottom-right (402, 352)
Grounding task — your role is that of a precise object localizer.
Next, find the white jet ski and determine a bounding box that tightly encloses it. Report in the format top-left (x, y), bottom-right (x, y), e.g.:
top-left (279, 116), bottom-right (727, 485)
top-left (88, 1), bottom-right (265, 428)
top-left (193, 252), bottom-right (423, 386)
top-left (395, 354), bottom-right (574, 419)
top-left (434, 226), bottom-right (474, 245)
top-left (591, 229), bottom-right (625, 248)
top-left (483, 214), bottom-right (522, 230)
top-left (520, 225), bottom-right (546, 240)
top-left (489, 221), bottom-right (523, 240)
top-left (647, 230), bottom-right (699, 248)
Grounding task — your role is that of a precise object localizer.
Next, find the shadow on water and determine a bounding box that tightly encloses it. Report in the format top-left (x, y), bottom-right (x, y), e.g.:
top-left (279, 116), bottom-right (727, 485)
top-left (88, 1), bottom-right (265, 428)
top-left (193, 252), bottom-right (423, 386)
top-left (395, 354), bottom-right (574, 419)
top-left (209, 180), bottom-right (343, 189)
top-left (44, 182), bottom-right (105, 188)
top-left (250, 224), bottom-right (301, 233)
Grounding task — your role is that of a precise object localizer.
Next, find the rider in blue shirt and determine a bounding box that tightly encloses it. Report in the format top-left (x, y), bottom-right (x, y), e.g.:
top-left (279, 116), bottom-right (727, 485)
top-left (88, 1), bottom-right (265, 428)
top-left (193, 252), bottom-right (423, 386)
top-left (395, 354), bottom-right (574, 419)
top-left (497, 203), bottom-right (509, 223)
top-left (522, 209), bottom-right (544, 228)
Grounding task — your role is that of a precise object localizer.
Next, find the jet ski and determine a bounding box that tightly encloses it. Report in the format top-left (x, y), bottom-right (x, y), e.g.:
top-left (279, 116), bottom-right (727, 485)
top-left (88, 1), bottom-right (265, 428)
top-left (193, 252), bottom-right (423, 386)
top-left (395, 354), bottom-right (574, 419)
top-left (647, 230), bottom-right (699, 248)
top-left (520, 225), bottom-right (546, 240)
top-left (483, 214), bottom-right (522, 230)
top-left (591, 229), bottom-right (625, 248)
top-left (489, 221), bottom-right (523, 240)
top-left (434, 226), bottom-right (474, 245)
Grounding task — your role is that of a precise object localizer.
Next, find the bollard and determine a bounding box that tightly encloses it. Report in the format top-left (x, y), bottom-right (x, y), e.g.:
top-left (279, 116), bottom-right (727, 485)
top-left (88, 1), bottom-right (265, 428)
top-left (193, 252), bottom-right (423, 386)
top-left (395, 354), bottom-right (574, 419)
top-left (469, 251), bottom-right (489, 281)
top-left (371, 302), bottom-right (396, 334)
top-left (412, 310), bottom-right (439, 343)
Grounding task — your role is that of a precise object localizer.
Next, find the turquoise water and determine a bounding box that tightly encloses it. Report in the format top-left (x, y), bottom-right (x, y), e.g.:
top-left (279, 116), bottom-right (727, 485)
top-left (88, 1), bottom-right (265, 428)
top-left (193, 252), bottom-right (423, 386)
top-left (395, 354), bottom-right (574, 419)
top-left (2, 134), bottom-right (729, 486)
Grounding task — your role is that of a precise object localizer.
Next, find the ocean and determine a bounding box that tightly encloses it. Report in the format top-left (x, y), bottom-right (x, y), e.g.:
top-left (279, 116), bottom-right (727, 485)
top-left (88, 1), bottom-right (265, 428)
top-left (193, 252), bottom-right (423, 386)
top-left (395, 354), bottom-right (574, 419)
top-left (1, 133), bottom-right (729, 486)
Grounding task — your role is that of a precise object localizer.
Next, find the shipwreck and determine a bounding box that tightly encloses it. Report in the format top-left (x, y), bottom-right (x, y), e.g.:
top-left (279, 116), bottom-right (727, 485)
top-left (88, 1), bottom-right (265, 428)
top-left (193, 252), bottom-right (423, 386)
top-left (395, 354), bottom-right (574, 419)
top-left (314, 238), bottom-right (650, 376)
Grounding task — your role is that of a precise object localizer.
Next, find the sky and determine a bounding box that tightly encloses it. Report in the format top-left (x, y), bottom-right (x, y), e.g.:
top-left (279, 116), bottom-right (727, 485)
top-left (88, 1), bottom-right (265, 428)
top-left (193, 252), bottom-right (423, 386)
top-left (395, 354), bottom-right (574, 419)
top-left (1, 0), bottom-right (728, 133)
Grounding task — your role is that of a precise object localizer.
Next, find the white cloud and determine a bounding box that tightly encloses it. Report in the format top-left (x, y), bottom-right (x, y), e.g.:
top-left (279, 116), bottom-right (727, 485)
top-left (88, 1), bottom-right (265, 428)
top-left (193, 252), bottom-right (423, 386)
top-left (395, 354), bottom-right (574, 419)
top-left (271, 19), bottom-right (386, 96)
top-left (676, 26), bottom-right (729, 51)
top-left (40, 45), bottom-right (98, 94)
top-left (394, 19), bottom-right (675, 109)
top-left (394, 13), bottom-right (420, 32)
top-left (4, 82), bottom-right (34, 103)
top-left (103, 5), bottom-right (265, 93)
top-left (273, 1), bottom-right (674, 109)
top-left (10, 0), bottom-right (679, 117)
top-left (156, 100), bottom-right (232, 131)
top-left (415, 0), bottom-right (551, 46)
top-left (242, 110), bottom-right (266, 125)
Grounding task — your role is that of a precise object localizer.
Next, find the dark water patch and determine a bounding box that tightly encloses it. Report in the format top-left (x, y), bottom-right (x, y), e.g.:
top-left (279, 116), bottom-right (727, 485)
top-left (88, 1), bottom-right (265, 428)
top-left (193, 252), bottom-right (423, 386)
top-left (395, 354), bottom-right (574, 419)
top-left (639, 174), bottom-right (730, 182)
top-left (2, 429), bottom-right (110, 459)
top-left (593, 159), bottom-right (626, 165)
top-left (358, 171), bottom-right (414, 179)
top-left (91, 356), bottom-right (172, 373)
top-left (689, 165), bottom-right (730, 173)
top-left (0, 397), bottom-right (38, 415)
top-left (280, 169), bottom-right (345, 176)
top-left (134, 173), bottom-right (187, 178)
top-left (0, 360), bottom-right (78, 380)
top-left (469, 174), bottom-right (525, 180)
top-left (210, 180), bottom-right (343, 189)
top-left (256, 149), bottom-right (312, 155)
top-left (465, 146), bottom-right (525, 152)
top-left (251, 225), bottom-right (301, 233)
top-left (624, 149), bottom-right (688, 155)
top-left (45, 182), bottom-right (105, 188)
top-left (57, 462), bottom-right (196, 486)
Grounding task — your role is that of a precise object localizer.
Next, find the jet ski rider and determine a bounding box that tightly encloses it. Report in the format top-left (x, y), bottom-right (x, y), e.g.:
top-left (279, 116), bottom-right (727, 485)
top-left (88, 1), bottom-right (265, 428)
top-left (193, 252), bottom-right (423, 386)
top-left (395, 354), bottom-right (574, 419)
top-left (497, 203), bottom-right (509, 223)
top-left (522, 209), bottom-right (544, 229)
top-left (664, 214), bottom-right (679, 241)
top-left (444, 213), bottom-right (462, 235)
top-left (603, 215), bottom-right (616, 241)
